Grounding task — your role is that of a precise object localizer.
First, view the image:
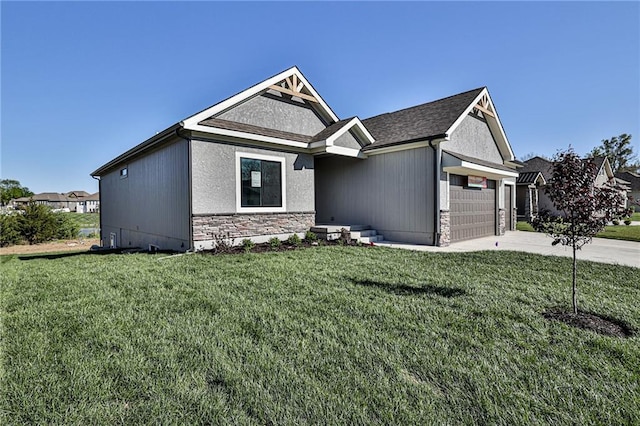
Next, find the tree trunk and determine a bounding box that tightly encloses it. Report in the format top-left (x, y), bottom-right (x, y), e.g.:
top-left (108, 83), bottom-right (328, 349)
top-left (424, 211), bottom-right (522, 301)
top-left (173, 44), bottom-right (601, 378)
top-left (572, 241), bottom-right (578, 315)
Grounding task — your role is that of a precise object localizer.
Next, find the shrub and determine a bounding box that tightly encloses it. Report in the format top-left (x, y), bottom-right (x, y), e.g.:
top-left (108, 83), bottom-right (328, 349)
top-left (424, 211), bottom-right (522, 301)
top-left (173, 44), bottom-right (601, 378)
top-left (624, 219), bottom-right (632, 226)
top-left (268, 237), bottom-right (281, 249)
top-left (286, 233), bottom-right (301, 246)
top-left (304, 231), bottom-right (317, 242)
top-left (241, 238), bottom-right (255, 253)
top-left (18, 201), bottom-right (57, 244)
top-left (612, 219), bottom-right (620, 226)
top-left (53, 212), bottom-right (80, 239)
top-left (0, 213), bottom-right (22, 247)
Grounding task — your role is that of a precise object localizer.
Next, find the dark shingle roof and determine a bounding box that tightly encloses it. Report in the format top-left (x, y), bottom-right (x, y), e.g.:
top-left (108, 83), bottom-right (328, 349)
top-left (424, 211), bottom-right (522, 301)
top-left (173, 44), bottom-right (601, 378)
top-left (517, 171), bottom-right (544, 185)
top-left (520, 157), bottom-right (554, 179)
top-left (361, 87), bottom-right (484, 150)
top-left (615, 171), bottom-right (640, 191)
top-left (198, 118), bottom-right (312, 143)
top-left (310, 118), bottom-right (354, 142)
top-left (199, 117), bottom-right (358, 144)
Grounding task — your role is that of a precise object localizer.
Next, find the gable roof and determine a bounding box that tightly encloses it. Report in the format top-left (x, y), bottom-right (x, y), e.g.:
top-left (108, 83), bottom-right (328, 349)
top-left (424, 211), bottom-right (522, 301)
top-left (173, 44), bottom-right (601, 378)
top-left (516, 171), bottom-right (546, 185)
top-left (615, 171), bottom-right (640, 191)
top-left (183, 66), bottom-right (339, 129)
top-left (520, 156), bottom-right (554, 179)
top-left (361, 87), bottom-right (514, 161)
top-left (362, 88), bottom-right (483, 149)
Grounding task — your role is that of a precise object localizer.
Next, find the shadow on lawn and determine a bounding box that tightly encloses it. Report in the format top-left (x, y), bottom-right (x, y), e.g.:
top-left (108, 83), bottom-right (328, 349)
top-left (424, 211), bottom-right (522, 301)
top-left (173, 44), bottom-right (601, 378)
top-left (17, 248), bottom-right (176, 261)
top-left (352, 279), bottom-right (466, 297)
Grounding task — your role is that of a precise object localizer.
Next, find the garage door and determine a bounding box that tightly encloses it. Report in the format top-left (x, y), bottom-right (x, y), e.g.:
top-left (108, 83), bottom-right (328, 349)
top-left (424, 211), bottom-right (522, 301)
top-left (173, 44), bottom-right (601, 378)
top-left (450, 175), bottom-right (496, 242)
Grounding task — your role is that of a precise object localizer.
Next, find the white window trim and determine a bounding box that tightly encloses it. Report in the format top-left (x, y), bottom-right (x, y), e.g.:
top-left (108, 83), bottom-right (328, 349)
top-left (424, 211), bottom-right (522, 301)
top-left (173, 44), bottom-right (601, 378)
top-left (235, 152), bottom-right (286, 213)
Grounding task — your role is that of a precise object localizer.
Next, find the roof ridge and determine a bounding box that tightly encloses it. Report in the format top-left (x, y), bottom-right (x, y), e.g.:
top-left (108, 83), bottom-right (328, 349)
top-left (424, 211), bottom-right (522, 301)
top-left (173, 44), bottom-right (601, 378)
top-left (363, 87), bottom-right (485, 121)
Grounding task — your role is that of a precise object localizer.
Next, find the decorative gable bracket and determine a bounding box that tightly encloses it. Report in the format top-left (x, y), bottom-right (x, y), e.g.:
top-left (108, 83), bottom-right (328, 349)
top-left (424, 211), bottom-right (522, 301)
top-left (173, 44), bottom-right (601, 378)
top-left (269, 74), bottom-right (318, 103)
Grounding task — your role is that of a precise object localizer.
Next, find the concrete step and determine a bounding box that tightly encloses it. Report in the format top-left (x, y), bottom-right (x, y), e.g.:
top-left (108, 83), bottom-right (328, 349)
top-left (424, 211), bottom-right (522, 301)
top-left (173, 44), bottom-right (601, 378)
top-left (359, 235), bottom-right (384, 244)
top-left (350, 230), bottom-right (377, 239)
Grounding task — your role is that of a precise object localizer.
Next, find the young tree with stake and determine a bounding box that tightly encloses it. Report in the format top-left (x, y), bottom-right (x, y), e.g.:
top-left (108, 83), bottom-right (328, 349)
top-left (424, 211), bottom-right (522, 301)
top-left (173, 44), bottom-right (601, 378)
top-left (532, 148), bottom-right (630, 315)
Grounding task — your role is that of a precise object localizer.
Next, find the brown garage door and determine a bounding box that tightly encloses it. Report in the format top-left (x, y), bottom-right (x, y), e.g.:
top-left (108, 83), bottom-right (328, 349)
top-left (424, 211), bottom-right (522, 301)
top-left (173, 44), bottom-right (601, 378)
top-left (505, 185), bottom-right (513, 231)
top-left (450, 175), bottom-right (496, 242)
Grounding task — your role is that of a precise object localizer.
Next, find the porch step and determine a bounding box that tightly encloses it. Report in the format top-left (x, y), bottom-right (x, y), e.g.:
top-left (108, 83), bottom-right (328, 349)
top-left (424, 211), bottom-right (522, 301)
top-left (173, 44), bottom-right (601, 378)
top-left (311, 225), bottom-right (383, 243)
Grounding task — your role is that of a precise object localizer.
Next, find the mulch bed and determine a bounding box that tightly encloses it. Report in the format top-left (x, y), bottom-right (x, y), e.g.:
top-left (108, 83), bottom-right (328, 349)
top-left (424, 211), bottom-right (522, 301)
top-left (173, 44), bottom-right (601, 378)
top-left (200, 238), bottom-right (372, 255)
top-left (544, 308), bottom-right (634, 338)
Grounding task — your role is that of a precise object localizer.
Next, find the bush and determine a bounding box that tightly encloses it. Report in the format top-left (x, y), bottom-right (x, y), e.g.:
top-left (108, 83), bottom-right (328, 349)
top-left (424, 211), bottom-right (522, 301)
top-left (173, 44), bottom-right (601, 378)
top-left (286, 233), bottom-right (301, 246)
top-left (53, 212), bottom-right (80, 239)
top-left (612, 219), bottom-right (620, 226)
top-left (268, 237), bottom-right (281, 249)
top-left (18, 201), bottom-right (57, 244)
top-left (624, 219), bottom-right (632, 226)
top-left (241, 238), bottom-right (255, 253)
top-left (304, 231), bottom-right (317, 242)
top-left (0, 213), bottom-right (22, 247)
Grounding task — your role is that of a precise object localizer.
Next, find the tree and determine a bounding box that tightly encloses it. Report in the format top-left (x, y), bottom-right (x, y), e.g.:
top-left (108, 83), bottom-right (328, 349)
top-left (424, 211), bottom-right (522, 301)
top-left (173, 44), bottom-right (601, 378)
top-left (17, 201), bottom-right (57, 244)
top-left (532, 148), bottom-right (630, 315)
top-left (0, 179), bottom-right (34, 206)
top-left (589, 133), bottom-right (638, 174)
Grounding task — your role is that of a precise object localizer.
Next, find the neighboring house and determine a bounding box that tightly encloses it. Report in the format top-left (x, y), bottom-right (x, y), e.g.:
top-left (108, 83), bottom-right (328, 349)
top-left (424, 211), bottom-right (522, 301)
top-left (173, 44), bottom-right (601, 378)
top-left (90, 66), bottom-right (520, 252)
top-left (12, 191), bottom-right (99, 212)
top-left (615, 171), bottom-right (640, 211)
top-left (77, 192), bottom-right (100, 213)
top-left (518, 155), bottom-right (625, 219)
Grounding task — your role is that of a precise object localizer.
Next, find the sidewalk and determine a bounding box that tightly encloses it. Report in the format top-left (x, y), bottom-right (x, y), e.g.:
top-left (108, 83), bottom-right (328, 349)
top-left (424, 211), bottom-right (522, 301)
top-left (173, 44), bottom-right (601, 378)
top-left (375, 231), bottom-right (640, 268)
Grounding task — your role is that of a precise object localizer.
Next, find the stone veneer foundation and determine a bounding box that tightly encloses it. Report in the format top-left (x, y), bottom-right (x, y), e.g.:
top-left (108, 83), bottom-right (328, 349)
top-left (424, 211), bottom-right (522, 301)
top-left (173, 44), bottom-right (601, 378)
top-left (498, 208), bottom-right (506, 235)
top-left (439, 210), bottom-right (451, 247)
top-left (192, 212), bottom-right (315, 245)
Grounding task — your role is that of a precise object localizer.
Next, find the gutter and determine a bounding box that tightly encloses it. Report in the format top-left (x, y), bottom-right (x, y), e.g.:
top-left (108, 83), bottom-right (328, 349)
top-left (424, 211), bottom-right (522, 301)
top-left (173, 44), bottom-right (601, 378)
top-left (429, 138), bottom-right (444, 246)
top-left (174, 128), bottom-right (194, 252)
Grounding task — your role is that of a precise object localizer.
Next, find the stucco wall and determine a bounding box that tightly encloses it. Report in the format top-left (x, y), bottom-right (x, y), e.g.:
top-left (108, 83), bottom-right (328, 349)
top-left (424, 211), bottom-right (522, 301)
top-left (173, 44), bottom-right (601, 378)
top-left (315, 147), bottom-right (435, 245)
top-left (191, 139), bottom-right (315, 215)
top-left (445, 114), bottom-right (503, 164)
top-left (333, 130), bottom-right (362, 150)
top-left (99, 139), bottom-right (190, 251)
top-left (217, 92), bottom-right (327, 136)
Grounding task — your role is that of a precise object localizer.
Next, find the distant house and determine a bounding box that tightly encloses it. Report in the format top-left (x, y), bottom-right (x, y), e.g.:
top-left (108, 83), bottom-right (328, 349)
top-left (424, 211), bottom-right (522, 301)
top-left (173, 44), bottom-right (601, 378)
top-left (12, 191), bottom-right (99, 213)
top-left (91, 66), bottom-right (520, 252)
top-left (77, 192), bottom-right (100, 213)
top-left (615, 171), bottom-right (640, 211)
top-left (517, 156), bottom-right (626, 220)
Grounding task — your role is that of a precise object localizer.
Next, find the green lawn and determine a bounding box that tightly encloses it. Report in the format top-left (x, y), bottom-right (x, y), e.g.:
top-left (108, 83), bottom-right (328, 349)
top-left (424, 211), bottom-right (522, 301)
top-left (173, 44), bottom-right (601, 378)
top-left (59, 212), bottom-right (99, 229)
top-left (517, 221), bottom-right (640, 242)
top-left (631, 212), bottom-right (640, 221)
top-left (1, 247), bottom-right (639, 424)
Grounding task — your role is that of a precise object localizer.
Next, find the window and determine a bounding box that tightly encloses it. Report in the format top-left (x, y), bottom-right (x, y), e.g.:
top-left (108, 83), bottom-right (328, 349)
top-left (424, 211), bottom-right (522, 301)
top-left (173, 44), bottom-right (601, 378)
top-left (120, 167), bottom-right (128, 178)
top-left (236, 153), bottom-right (286, 212)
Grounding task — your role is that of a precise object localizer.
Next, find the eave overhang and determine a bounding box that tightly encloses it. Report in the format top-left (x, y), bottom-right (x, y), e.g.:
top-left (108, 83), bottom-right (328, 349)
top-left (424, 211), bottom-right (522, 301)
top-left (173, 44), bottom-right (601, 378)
top-left (442, 151), bottom-right (518, 180)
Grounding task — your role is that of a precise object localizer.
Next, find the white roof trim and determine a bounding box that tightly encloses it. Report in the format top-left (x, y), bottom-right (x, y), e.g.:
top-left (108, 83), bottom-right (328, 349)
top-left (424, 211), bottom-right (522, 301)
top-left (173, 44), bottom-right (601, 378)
top-left (446, 88), bottom-right (515, 162)
top-left (311, 145), bottom-right (367, 159)
top-left (182, 66), bottom-right (340, 127)
top-left (325, 117), bottom-right (376, 147)
top-left (443, 153), bottom-right (518, 179)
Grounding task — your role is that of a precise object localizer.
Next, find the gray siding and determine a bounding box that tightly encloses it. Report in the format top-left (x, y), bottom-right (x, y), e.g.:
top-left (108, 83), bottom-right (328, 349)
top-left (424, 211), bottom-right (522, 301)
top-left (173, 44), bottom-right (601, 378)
top-left (315, 147), bottom-right (435, 245)
top-left (217, 93), bottom-right (327, 136)
top-left (100, 139), bottom-right (190, 251)
top-left (334, 130), bottom-right (362, 150)
top-left (191, 140), bottom-right (315, 214)
top-left (445, 114), bottom-right (503, 164)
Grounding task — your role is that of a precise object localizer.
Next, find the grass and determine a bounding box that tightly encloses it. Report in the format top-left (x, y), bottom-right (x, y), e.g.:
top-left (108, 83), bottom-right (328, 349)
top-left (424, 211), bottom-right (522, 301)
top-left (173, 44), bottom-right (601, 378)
top-left (58, 212), bottom-right (100, 229)
top-left (630, 212), bottom-right (640, 221)
top-left (595, 225), bottom-right (640, 242)
top-left (517, 220), bottom-right (640, 242)
top-left (1, 247), bottom-right (639, 424)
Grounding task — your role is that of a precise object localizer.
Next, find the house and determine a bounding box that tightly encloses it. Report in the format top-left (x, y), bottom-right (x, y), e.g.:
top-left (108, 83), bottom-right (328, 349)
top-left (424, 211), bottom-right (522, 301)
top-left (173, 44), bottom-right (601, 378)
top-left (518, 155), bottom-right (625, 220)
top-left (90, 67), bottom-right (519, 252)
top-left (76, 192), bottom-right (100, 213)
top-left (12, 191), bottom-right (99, 212)
top-left (615, 171), bottom-right (640, 211)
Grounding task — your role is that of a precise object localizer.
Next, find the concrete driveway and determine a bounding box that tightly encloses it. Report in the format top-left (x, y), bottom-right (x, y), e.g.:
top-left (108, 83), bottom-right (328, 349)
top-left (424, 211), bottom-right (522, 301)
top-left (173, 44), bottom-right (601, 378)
top-left (376, 231), bottom-right (640, 268)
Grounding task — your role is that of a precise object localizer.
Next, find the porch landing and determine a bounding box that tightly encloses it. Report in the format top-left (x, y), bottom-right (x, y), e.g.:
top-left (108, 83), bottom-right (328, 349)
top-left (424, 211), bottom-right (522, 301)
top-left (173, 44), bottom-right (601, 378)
top-left (311, 224), bottom-right (384, 244)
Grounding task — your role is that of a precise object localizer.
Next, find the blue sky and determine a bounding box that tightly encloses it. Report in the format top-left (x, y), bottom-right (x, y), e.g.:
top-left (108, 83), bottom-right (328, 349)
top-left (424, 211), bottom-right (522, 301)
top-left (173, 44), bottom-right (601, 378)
top-left (2, 1), bottom-right (638, 194)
